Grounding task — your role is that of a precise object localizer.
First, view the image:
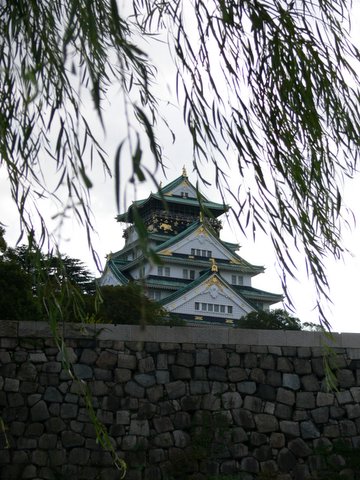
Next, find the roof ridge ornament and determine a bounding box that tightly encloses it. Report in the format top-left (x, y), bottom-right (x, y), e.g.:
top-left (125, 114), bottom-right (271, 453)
top-left (210, 257), bottom-right (218, 272)
top-left (182, 165), bottom-right (188, 177)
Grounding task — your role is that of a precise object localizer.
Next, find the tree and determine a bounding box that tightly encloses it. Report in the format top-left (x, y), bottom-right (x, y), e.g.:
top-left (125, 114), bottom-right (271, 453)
top-left (0, 260), bottom-right (42, 321)
top-left (1, 1), bottom-right (360, 329)
top-left (0, 242), bottom-right (95, 322)
top-left (90, 283), bottom-right (169, 325)
top-left (236, 309), bottom-right (302, 330)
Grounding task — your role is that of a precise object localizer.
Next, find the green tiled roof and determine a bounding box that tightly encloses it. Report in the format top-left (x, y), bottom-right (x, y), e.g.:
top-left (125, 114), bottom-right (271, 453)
top-left (107, 260), bottom-right (129, 284)
top-left (234, 285), bottom-right (283, 303)
top-left (117, 174), bottom-right (228, 223)
top-left (160, 269), bottom-right (213, 306)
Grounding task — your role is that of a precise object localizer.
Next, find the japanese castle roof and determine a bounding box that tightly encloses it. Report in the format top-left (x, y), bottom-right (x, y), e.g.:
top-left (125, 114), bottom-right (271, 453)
top-left (116, 172), bottom-right (228, 223)
top-left (107, 220), bottom-right (264, 276)
top-left (159, 268), bottom-right (282, 308)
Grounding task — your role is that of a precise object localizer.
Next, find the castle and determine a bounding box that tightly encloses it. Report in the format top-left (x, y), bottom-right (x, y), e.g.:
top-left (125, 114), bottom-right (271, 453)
top-left (99, 169), bottom-right (282, 324)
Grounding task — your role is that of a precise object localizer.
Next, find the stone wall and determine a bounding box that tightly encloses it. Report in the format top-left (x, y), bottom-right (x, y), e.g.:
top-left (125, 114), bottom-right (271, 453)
top-left (1, 321), bottom-right (360, 479)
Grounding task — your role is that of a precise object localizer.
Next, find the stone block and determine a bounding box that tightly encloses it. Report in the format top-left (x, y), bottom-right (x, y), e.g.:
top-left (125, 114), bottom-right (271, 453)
top-left (165, 380), bottom-right (186, 399)
top-left (232, 409), bottom-right (255, 429)
top-left (68, 447), bottom-right (90, 465)
top-left (243, 353), bottom-right (257, 368)
top-left (208, 365), bottom-right (227, 382)
top-left (4, 378), bottom-right (19, 392)
top-left (277, 357), bottom-right (293, 373)
top-left (228, 368), bottom-right (247, 383)
top-left (300, 421), bottom-right (320, 439)
top-left (250, 432), bottom-right (268, 446)
top-left (60, 403), bottom-right (78, 419)
top-left (61, 431), bottom-right (84, 448)
top-left (237, 381), bottom-right (256, 395)
top-left (257, 384), bottom-right (276, 401)
top-left (171, 365), bottom-right (191, 380)
top-left (323, 424), bottom-right (340, 437)
top-left (288, 438), bottom-right (312, 457)
top-left (254, 414), bottom-right (278, 433)
top-left (154, 432), bottom-right (173, 448)
top-left (195, 350), bottom-right (209, 365)
top-left (31, 400), bottom-right (49, 422)
top-left (283, 373), bottom-right (301, 391)
top-left (133, 373), bottom-right (156, 388)
top-left (316, 391), bottom-right (334, 406)
top-left (44, 386), bottom-right (63, 403)
top-left (301, 375), bottom-right (319, 392)
top-left (266, 370), bottom-right (282, 387)
top-left (73, 364), bottom-right (92, 379)
top-left (250, 368), bottom-right (266, 384)
top-left (275, 403), bottom-right (292, 420)
top-left (210, 349), bottom-right (227, 367)
top-left (259, 355), bottom-right (276, 370)
top-left (280, 420), bottom-right (300, 437)
top-left (124, 381), bottom-right (145, 399)
top-left (39, 433), bottom-right (57, 449)
top-left (297, 347), bottom-right (312, 358)
top-left (176, 351), bottom-right (194, 367)
top-left (337, 369), bottom-right (355, 388)
top-left (228, 352), bottom-right (241, 366)
top-left (138, 356), bottom-right (155, 373)
top-left (189, 380), bottom-right (210, 395)
top-left (296, 392), bottom-right (315, 409)
top-left (311, 407), bottom-right (329, 423)
top-left (202, 394), bottom-right (221, 411)
top-left (118, 353), bottom-right (137, 370)
top-left (173, 430), bottom-right (191, 448)
top-left (336, 390), bottom-right (353, 405)
top-left (241, 456), bottom-right (259, 473)
top-left (277, 388), bottom-right (295, 406)
top-left (222, 391), bottom-right (243, 409)
top-left (339, 419), bottom-right (357, 436)
top-left (278, 448), bottom-right (297, 472)
top-left (243, 395), bottom-right (262, 413)
top-left (270, 432), bottom-right (285, 448)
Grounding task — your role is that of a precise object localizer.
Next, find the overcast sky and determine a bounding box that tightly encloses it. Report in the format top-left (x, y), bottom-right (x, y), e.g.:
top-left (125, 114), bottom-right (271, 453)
top-left (1, 2), bottom-right (360, 332)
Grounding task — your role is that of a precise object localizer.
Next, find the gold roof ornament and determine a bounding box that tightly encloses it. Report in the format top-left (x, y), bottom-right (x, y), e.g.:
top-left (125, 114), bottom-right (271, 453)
top-left (159, 181), bottom-right (163, 189)
top-left (182, 165), bottom-right (188, 177)
top-left (199, 210), bottom-right (204, 223)
top-left (210, 257), bottom-right (218, 272)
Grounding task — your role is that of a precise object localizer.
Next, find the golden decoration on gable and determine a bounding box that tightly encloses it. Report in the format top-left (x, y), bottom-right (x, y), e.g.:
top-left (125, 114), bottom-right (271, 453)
top-left (160, 249), bottom-right (173, 256)
top-left (160, 223), bottom-right (173, 232)
top-left (210, 258), bottom-right (218, 272)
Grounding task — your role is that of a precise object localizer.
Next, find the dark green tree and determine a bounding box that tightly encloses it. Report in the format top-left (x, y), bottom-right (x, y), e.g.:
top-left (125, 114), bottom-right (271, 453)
top-left (1, 1), bottom-right (360, 330)
top-left (92, 283), bottom-right (168, 325)
top-left (236, 308), bottom-right (302, 330)
top-left (0, 260), bottom-right (42, 321)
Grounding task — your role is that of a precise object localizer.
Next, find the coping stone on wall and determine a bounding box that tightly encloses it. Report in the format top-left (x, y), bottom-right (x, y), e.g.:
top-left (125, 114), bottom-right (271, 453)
top-left (257, 329), bottom-right (286, 346)
top-left (6, 322), bottom-right (360, 349)
top-left (284, 331), bottom-right (320, 347)
top-left (340, 333), bottom-right (360, 348)
top-left (0, 320), bottom-right (18, 337)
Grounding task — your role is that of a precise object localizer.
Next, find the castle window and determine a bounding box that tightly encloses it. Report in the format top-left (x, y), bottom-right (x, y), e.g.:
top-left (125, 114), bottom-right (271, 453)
top-left (158, 266), bottom-right (170, 276)
top-left (195, 302), bottom-right (200, 310)
top-left (231, 275), bottom-right (244, 285)
top-left (227, 306), bottom-right (233, 314)
top-left (183, 269), bottom-right (196, 280)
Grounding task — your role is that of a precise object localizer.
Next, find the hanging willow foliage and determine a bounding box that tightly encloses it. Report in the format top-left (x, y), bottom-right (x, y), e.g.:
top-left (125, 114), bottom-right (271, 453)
top-left (1, 1), bottom-right (360, 324)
